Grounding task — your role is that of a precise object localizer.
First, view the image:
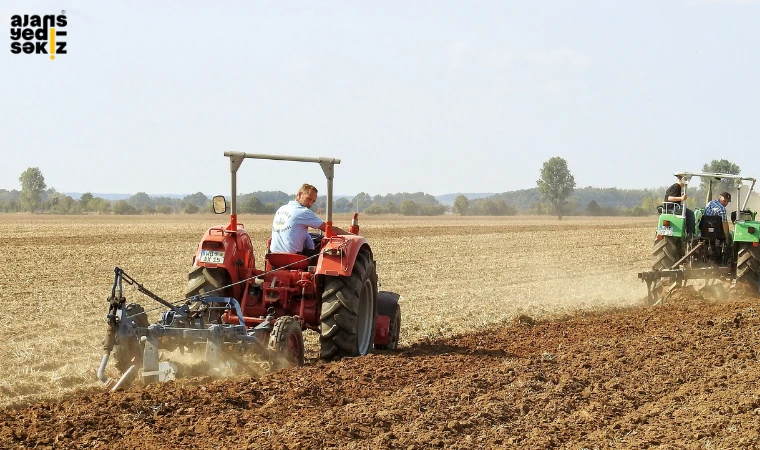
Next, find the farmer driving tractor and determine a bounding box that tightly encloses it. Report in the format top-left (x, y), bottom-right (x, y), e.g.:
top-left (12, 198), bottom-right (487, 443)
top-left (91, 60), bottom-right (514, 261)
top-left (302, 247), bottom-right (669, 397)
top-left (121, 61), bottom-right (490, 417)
top-left (270, 183), bottom-right (351, 257)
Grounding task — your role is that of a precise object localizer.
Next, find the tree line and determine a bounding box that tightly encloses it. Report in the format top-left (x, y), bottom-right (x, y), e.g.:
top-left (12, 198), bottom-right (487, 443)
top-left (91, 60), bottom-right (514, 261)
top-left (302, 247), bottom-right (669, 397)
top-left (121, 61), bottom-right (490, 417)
top-left (3, 159), bottom-right (744, 217)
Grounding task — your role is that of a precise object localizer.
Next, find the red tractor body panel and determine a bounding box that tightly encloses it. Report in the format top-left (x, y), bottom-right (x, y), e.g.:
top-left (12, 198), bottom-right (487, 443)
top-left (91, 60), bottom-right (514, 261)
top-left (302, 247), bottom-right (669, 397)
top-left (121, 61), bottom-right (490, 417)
top-left (192, 225), bottom-right (256, 300)
top-left (374, 315), bottom-right (390, 345)
top-left (316, 235), bottom-right (371, 277)
top-left (223, 266), bottom-right (321, 329)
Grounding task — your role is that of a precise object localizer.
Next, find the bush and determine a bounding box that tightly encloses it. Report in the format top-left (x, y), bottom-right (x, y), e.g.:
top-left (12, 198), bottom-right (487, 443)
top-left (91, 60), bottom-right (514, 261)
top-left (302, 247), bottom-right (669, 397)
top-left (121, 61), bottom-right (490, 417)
top-left (184, 203), bottom-right (200, 214)
top-left (112, 200), bottom-right (137, 215)
top-left (364, 204), bottom-right (389, 215)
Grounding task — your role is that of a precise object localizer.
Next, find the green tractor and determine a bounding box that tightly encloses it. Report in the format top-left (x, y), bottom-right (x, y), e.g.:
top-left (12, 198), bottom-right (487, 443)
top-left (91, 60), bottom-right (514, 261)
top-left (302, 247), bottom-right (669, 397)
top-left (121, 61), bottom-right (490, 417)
top-left (639, 172), bottom-right (760, 304)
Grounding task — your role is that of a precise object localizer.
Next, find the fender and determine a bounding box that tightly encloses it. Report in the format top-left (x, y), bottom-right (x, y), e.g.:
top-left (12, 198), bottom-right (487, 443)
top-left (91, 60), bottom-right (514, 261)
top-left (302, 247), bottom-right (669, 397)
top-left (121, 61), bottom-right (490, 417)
top-left (733, 220), bottom-right (760, 244)
top-left (316, 235), bottom-right (371, 277)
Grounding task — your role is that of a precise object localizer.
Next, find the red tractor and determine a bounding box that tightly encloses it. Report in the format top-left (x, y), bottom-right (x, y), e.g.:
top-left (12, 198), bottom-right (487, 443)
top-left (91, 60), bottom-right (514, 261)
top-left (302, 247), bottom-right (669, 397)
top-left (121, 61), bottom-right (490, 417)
top-left (99, 153), bottom-right (400, 388)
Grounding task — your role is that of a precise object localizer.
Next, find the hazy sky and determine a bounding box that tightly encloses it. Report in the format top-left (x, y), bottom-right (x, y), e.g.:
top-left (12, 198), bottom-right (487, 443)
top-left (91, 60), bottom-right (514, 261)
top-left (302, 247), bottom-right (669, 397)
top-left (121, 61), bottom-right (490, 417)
top-left (2, 0), bottom-right (759, 198)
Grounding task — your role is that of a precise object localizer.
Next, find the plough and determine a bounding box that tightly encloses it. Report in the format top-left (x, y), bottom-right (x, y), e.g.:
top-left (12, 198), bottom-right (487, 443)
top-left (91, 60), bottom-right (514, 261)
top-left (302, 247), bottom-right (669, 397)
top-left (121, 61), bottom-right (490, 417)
top-left (98, 267), bottom-right (280, 390)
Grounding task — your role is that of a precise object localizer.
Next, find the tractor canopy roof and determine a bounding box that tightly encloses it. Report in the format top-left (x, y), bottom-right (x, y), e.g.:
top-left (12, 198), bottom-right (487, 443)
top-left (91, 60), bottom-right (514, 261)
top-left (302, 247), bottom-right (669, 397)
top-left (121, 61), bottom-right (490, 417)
top-left (674, 172), bottom-right (757, 190)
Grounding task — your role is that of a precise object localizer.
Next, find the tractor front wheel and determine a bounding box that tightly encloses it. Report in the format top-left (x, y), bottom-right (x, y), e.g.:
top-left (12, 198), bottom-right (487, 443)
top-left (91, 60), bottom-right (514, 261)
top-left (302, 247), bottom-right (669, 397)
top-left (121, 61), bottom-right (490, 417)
top-left (736, 243), bottom-right (760, 291)
top-left (320, 249), bottom-right (377, 360)
top-left (268, 316), bottom-right (304, 371)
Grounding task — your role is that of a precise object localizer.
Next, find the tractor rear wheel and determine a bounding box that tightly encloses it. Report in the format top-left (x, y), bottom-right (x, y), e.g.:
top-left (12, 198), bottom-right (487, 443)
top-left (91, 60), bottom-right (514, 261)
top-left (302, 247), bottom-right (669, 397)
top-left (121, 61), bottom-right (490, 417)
top-left (736, 243), bottom-right (760, 290)
top-left (268, 316), bottom-right (304, 371)
top-left (648, 236), bottom-right (682, 307)
top-left (186, 267), bottom-right (232, 323)
top-left (320, 249), bottom-right (377, 360)
top-left (113, 303), bottom-right (149, 374)
top-left (652, 236), bottom-right (680, 270)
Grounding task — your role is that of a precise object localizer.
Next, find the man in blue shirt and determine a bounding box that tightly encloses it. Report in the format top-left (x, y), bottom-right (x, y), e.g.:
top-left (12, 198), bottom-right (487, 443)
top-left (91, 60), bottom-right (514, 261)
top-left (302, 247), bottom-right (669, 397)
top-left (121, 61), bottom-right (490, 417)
top-left (270, 183), bottom-right (349, 255)
top-left (704, 191), bottom-right (731, 240)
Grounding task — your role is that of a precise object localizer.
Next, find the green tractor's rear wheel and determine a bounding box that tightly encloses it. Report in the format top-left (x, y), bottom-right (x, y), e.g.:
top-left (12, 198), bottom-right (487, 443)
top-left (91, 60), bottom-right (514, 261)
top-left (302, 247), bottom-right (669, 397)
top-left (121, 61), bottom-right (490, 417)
top-left (648, 236), bottom-right (682, 306)
top-left (319, 249), bottom-right (377, 360)
top-left (652, 236), bottom-right (681, 271)
top-left (267, 316), bottom-right (305, 371)
top-left (736, 243), bottom-right (760, 291)
top-left (113, 303), bottom-right (149, 374)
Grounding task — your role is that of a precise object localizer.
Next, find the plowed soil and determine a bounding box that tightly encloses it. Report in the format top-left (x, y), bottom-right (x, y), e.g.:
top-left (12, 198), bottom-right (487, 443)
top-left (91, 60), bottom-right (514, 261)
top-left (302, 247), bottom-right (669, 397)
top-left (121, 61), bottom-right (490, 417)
top-left (2, 215), bottom-right (760, 448)
top-left (2, 289), bottom-right (760, 449)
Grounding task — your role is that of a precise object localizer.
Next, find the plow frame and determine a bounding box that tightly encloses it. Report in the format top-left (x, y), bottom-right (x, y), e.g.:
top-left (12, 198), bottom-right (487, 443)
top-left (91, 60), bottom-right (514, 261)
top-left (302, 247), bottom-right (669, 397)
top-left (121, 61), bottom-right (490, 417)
top-left (638, 267), bottom-right (734, 305)
top-left (100, 268), bottom-right (276, 389)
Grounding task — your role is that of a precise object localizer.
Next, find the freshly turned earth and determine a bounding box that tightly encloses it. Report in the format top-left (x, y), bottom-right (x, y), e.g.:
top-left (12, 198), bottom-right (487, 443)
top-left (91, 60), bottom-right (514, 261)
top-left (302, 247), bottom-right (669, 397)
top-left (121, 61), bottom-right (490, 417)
top-left (2, 288), bottom-right (760, 449)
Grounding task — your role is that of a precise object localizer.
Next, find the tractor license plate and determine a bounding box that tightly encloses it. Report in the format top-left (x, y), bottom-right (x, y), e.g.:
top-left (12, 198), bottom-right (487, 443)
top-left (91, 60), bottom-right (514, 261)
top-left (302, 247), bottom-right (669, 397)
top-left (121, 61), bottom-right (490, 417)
top-left (199, 250), bottom-right (225, 264)
top-left (658, 227), bottom-right (673, 236)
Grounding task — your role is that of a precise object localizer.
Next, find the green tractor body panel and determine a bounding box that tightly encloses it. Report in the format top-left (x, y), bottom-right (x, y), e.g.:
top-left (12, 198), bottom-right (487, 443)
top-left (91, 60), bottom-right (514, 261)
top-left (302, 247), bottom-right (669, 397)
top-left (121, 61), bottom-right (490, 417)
top-left (657, 214), bottom-right (685, 239)
top-left (733, 220), bottom-right (760, 244)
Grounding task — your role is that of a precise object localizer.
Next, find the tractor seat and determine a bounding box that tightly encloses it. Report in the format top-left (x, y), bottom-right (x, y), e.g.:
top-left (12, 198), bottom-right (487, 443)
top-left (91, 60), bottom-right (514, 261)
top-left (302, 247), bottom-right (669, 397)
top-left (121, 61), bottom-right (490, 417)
top-left (658, 202), bottom-right (681, 215)
top-left (265, 253), bottom-right (310, 270)
top-left (699, 215), bottom-right (725, 241)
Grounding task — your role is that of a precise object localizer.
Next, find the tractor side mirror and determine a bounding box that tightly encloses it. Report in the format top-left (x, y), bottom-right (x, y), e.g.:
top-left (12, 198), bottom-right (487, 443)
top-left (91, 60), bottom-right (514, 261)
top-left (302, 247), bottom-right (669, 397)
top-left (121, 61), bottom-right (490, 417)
top-left (212, 196), bottom-right (228, 214)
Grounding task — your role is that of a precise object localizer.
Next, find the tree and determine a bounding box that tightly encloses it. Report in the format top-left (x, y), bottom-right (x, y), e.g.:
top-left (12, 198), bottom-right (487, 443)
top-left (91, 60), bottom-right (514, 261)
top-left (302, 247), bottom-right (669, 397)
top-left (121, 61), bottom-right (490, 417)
top-left (640, 196), bottom-right (660, 216)
top-left (364, 203), bottom-right (389, 215)
top-left (585, 200), bottom-right (603, 216)
top-left (700, 159), bottom-right (741, 194)
top-left (453, 195), bottom-right (469, 215)
top-left (79, 192), bottom-right (94, 211)
top-left (399, 200), bottom-right (420, 216)
top-left (419, 204), bottom-right (446, 216)
top-left (127, 192), bottom-right (153, 213)
top-left (241, 196), bottom-right (263, 214)
top-left (536, 157), bottom-right (576, 220)
top-left (112, 200), bottom-right (137, 215)
top-left (184, 202), bottom-right (200, 214)
top-left (49, 194), bottom-right (79, 214)
top-left (353, 192), bottom-right (372, 212)
top-left (89, 197), bottom-right (111, 214)
top-left (335, 197), bottom-right (353, 213)
top-left (183, 192), bottom-right (209, 208)
top-left (18, 167), bottom-right (46, 212)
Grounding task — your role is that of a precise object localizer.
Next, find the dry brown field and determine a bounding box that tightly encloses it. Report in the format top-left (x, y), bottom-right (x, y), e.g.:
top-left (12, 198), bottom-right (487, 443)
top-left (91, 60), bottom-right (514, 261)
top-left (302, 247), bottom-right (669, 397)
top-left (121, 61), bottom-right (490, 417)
top-left (0, 214), bottom-right (654, 408)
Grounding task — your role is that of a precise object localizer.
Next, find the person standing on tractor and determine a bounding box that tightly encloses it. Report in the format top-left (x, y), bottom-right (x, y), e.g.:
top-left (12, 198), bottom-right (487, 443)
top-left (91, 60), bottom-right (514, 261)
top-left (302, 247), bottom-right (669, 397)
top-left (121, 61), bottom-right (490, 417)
top-left (271, 183), bottom-right (350, 256)
top-left (664, 175), bottom-right (695, 238)
top-left (704, 192), bottom-right (732, 241)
